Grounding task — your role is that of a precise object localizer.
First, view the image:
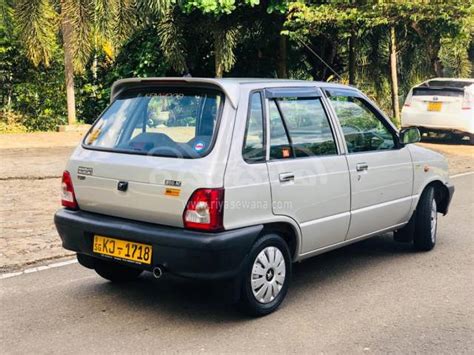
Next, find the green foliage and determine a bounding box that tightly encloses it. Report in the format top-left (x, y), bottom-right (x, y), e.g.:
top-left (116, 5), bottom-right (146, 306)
top-left (0, 110), bottom-right (27, 133)
top-left (1, 1), bottom-right (67, 131)
top-left (157, 8), bottom-right (188, 73)
top-left (181, 0), bottom-right (260, 15)
top-left (15, 0), bottom-right (58, 66)
top-left (439, 37), bottom-right (472, 78)
top-left (2, 0), bottom-right (473, 131)
top-left (283, 0), bottom-right (474, 117)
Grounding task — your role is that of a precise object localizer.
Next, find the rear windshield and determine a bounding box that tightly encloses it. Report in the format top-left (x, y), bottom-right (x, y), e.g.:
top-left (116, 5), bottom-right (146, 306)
top-left (412, 87), bottom-right (464, 97)
top-left (84, 87), bottom-right (224, 158)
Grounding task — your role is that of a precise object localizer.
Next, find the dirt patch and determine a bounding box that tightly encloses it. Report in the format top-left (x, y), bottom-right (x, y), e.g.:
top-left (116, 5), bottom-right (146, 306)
top-left (0, 131), bottom-right (84, 149)
top-left (417, 141), bottom-right (473, 175)
top-left (0, 178), bottom-right (74, 271)
top-left (1, 147), bottom-right (75, 179)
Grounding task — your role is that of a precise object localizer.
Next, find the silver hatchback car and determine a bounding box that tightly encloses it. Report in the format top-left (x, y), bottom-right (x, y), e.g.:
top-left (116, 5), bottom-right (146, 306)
top-left (55, 78), bottom-right (454, 316)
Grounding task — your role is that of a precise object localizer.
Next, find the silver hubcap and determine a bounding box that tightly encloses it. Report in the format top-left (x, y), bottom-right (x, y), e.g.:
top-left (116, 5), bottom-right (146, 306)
top-left (431, 199), bottom-right (437, 243)
top-left (251, 246), bottom-right (286, 304)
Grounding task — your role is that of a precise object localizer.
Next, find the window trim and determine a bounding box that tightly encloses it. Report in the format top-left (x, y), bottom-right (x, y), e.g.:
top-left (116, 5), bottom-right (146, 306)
top-left (242, 90), bottom-right (267, 164)
top-left (273, 99), bottom-right (295, 158)
top-left (267, 96), bottom-right (340, 161)
top-left (81, 86), bottom-right (225, 159)
top-left (324, 88), bottom-right (402, 154)
top-left (264, 87), bottom-right (322, 99)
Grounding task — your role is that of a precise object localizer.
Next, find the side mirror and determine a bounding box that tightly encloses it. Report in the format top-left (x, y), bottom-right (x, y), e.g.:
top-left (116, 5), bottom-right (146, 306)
top-left (400, 127), bottom-right (421, 144)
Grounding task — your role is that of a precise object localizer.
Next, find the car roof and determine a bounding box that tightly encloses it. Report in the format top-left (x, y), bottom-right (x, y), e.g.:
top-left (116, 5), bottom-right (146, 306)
top-left (425, 77), bottom-right (474, 82)
top-left (111, 77), bottom-right (356, 108)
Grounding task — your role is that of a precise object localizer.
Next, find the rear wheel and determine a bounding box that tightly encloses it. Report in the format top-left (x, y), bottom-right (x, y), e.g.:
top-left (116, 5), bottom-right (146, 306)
top-left (238, 234), bottom-right (291, 316)
top-left (413, 186), bottom-right (438, 251)
top-left (94, 259), bottom-right (143, 282)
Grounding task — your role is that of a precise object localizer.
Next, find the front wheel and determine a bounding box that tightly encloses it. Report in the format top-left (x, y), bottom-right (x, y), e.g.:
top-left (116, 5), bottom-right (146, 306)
top-left (238, 234), bottom-right (291, 316)
top-left (413, 186), bottom-right (438, 251)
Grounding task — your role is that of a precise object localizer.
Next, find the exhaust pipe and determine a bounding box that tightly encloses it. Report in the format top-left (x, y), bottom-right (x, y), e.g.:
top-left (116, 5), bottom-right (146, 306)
top-left (152, 266), bottom-right (163, 279)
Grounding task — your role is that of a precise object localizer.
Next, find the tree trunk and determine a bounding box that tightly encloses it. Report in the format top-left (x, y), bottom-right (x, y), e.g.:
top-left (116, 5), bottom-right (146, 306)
top-left (61, 15), bottom-right (76, 125)
top-left (389, 26), bottom-right (400, 126)
top-left (276, 34), bottom-right (288, 79)
top-left (348, 32), bottom-right (356, 85)
top-left (215, 47), bottom-right (223, 78)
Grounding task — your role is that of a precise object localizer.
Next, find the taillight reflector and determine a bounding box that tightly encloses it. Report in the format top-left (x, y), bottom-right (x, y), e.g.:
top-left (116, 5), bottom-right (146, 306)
top-left (183, 188), bottom-right (224, 232)
top-left (61, 170), bottom-right (78, 209)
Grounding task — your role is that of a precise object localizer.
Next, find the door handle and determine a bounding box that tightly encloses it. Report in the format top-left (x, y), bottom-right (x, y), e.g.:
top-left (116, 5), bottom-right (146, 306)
top-left (279, 172), bottom-right (295, 182)
top-left (356, 163), bottom-right (368, 172)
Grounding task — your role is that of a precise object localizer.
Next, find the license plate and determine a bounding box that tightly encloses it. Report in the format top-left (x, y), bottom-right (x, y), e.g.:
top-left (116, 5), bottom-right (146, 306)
top-left (93, 235), bottom-right (152, 264)
top-left (427, 102), bottom-right (442, 111)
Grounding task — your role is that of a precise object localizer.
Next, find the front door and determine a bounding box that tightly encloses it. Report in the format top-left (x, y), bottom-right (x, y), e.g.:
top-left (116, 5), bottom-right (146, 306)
top-left (326, 89), bottom-right (413, 240)
top-left (265, 88), bottom-right (351, 254)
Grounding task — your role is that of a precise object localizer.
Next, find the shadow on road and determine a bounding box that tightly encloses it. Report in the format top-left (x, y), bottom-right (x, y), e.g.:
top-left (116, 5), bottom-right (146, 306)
top-left (419, 136), bottom-right (471, 146)
top-left (77, 233), bottom-right (416, 323)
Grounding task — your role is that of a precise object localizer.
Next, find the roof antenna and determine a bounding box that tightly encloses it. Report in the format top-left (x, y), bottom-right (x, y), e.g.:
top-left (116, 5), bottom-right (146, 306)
top-left (295, 37), bottom-right (343, 82)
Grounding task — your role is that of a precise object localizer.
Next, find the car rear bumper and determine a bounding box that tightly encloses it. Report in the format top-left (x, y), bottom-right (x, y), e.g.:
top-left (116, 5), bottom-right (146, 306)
top-left (401, 110), bottom-right (474, 135)
top-left (54, 209), bottom-right (263, 280)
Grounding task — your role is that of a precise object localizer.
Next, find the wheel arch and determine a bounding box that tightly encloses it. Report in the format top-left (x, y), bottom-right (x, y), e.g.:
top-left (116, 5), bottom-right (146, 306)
top-left (420, 180), bottom-right (450, 215)
top-left (260, 221), bottom-right (301, 261)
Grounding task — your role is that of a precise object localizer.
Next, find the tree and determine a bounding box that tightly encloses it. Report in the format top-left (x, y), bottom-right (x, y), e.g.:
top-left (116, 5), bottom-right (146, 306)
top-left (283, 1), bottom-right (472, 123)
top-left (14, 0), bottom-right (141, 125)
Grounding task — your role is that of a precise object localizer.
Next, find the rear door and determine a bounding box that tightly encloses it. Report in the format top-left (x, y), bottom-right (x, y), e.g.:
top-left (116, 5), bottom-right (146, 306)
top-left (69, 86), bottom-right (229, 227)
top-left (265, 88), bottom-right (351, 254)
top-left (326, 89), bottom-right (413, 239)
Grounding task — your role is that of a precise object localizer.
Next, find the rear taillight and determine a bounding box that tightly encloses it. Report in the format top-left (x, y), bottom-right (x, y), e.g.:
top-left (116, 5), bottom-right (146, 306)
top-left (61, 170), bottom-right (78, 209)
top-left (462, 90), bottom-right (473, 110)
top-left (183, 188), bottom-right (224, 232)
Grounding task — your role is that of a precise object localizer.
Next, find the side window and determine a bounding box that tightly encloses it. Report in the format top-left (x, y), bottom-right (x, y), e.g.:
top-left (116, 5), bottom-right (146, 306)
top-left (327, 94), bottom-right (396, 153)
top-left (269, 97), bottom-right (338, 159)
top-left (243, 93), bottom-right (265, 162)
top-left (277, 98), bottom-right (337, 157)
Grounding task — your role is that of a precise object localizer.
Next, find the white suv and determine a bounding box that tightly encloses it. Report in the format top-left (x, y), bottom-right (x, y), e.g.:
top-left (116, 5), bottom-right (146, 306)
top-left (55, 78), bottom-right (454, 316)
top-left (401, 78), bottom-right (474, 143)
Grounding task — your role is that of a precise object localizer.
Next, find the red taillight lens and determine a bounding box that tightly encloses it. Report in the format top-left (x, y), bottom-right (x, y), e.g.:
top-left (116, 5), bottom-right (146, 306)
top-left (183, 188), bottom-right (224, 232)
top-left (61, 170), bottom-right (78, 209)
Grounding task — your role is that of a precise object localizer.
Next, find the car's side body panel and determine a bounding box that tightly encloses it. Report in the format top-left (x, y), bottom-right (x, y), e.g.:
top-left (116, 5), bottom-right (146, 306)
top-left (223, 88), bottom-right (274, 231)
top-left (267, 155), bottom-right (351, 253)
top-left (344, 148), bottom-right (414, 239)
top-left (408, 144), bottom-right (450, 198)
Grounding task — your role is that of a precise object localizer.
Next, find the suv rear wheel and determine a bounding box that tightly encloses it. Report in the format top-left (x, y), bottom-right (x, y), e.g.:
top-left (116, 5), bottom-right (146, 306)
top-left (94, 259), bottom-right (143, 282)
top-left (238, 234), bottom-right (291, 316)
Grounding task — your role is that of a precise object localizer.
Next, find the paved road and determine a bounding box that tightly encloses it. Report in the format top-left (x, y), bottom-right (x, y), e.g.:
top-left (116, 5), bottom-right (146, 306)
top-left (1, 174), bottom-right (473, 354)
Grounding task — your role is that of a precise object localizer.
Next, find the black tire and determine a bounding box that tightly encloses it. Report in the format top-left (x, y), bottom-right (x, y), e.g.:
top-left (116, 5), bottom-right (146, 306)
top-left (413, 186), bottom-right (438, 251)
top-left (94, 258), bottom-right (143, 283)
top-left (238, 234), bottom-right (291, 317)
top-left (469, 134), bottom-right (474, 145)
